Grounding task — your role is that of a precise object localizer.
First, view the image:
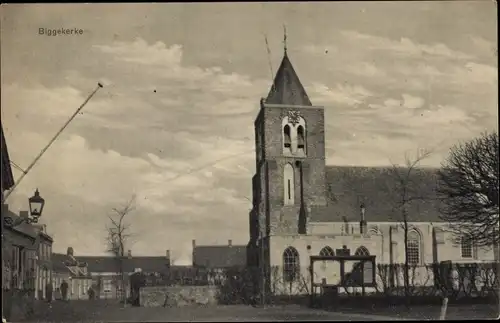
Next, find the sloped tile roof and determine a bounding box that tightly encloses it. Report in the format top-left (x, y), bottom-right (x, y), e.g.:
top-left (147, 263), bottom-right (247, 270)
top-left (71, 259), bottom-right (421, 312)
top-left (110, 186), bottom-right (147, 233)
top-left (74, 256), bottom-right (171, 274)
top-left (3, 208), bottom-right (38, 239)
top-left (51, 253), bottom-right (72, 273)
top-left (265, 53), bottom-right (312, 106)
top-left (1, 122), bottom-right (14, 191)
top-left (193, 245), bottom-right (247, 268)
top-left (310, 165), bottom-right (442, 223)
top-left (52, 253), bottom-right (92, 278)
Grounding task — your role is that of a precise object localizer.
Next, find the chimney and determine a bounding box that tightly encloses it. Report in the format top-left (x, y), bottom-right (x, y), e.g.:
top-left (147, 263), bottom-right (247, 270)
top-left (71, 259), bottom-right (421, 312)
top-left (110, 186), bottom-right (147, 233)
top-left (20, 211), bottom-right (29, 219)
top-left (166, 250), bottom-right (171, 266)
top-left (360, 203), bottom-right (367, 234)
top-left (127, 250), bottom-right (132, 258)
top-left (192, 239), bottom-right (196, 249)
top-left (228, 239), bottom-right (232, 247)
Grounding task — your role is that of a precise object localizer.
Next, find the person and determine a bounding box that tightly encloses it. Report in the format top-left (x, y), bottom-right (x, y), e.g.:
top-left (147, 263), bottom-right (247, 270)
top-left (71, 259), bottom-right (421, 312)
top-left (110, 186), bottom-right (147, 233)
top-left (88, 286), bottom-right (95, 300)
top-left (60, 280), bottom-right (69, 301)
top-left (45, 282), bottom-right (53, 303)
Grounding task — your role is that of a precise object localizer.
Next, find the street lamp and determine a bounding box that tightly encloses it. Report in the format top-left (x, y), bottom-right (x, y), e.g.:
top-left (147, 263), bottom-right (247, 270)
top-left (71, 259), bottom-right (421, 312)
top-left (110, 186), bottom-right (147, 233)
top-left (3, 189), bottom-right (45, 228)
top-left (28, 188), bottom-right (45, 224)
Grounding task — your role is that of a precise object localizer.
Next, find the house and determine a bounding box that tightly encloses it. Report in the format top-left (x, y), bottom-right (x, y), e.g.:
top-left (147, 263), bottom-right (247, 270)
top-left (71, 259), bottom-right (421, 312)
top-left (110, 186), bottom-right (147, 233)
top-left (52, 248), bottom-right (93, 300)
top-left (31, 221), bottom-right (54, 300)
top-left (1, 122), bottom-right (39, 320)
top-left (56, 248), bottom-right (172, 299)
top-left (192, 239), bottom-right (247, 268)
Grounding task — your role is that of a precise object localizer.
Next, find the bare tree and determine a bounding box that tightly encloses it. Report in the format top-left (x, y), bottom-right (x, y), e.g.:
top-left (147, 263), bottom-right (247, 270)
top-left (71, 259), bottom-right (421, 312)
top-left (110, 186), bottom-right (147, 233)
top-left (105, 195), bottom-right (136, 305)
top-left (386, 149), bottom-right (434, 302)
top-left (438, 132), bottom-right (499, 247)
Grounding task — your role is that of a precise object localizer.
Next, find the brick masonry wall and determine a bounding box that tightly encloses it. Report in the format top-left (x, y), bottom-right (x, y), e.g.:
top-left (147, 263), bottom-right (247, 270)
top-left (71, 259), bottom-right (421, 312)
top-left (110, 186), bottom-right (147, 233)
top-left (259, 105), bottom-right (327, 236)
top-left (140, 285), bottom-right (218, 307)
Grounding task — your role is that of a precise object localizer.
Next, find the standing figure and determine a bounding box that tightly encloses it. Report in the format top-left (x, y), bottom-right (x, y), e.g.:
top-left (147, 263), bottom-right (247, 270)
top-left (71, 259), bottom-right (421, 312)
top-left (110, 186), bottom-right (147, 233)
top-left (88, 286), bottom-right (95, 300)
top-left (45, 282), bottom-right (53, 303)
top-left (60, 280), bottom-right (69, 301)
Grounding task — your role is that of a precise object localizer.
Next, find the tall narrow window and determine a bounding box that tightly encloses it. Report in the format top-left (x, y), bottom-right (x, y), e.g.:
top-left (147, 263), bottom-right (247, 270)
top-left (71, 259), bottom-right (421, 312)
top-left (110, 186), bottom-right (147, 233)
top-left (284, 125), bottom-right (291, 148)
top-left (461, 235), bottom-right (473, 258)
top-left (283, 247), bottom-right (300, 282)
top-left (297, 125), bottom-right (305, 149)
top-left (354, 246), bottom-right (372, 285)
top-left (283, 163), bottom-right (295, 205)
top-left (407, 230), bottom-right (420, 265)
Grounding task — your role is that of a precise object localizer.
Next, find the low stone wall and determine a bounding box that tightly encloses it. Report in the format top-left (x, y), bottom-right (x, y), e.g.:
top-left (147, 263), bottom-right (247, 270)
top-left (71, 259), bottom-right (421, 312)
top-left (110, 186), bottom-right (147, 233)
top-left (140, 285), bottom-right (219, 307)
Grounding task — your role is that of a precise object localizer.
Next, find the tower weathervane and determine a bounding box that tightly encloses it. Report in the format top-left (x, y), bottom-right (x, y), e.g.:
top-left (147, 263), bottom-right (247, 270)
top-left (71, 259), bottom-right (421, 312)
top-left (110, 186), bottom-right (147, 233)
top-left (283, 24), bottom-right (287, 54)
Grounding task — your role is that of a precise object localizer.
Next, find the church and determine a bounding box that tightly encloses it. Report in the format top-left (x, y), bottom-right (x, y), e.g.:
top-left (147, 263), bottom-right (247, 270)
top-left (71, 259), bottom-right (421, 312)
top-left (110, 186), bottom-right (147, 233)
top-left (246, 48), bottom-right (497, 295)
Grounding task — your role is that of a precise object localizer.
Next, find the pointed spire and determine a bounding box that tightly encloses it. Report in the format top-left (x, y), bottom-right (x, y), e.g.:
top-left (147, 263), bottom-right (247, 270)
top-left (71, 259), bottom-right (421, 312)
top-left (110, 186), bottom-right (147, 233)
top-left (265, 43), bottom-right (312, 106)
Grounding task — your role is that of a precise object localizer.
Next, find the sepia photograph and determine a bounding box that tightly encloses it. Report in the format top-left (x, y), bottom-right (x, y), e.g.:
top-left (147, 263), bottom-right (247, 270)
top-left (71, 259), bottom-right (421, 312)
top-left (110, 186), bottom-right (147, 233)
top-left (1, 2), bottom-right (498, 321)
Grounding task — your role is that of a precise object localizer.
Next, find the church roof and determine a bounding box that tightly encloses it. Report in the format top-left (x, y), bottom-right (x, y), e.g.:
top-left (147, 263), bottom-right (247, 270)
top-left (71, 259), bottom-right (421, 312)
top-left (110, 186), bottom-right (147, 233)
top-left (310, 166), bottom-right (443, 223)
top-left (265, 52), bottom-right (312, 106)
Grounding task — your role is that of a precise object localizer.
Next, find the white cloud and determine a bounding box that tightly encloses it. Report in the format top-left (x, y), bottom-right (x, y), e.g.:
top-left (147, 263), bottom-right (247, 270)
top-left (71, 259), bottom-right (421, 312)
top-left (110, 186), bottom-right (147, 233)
top-left (311, 82), bottom-right (374, 107)
top-left (402, 94), bottom-right (425, 110)
top-left (345, 61), bottom-right (388, 78)
top-left (341, 30), bottom-right (473, 60)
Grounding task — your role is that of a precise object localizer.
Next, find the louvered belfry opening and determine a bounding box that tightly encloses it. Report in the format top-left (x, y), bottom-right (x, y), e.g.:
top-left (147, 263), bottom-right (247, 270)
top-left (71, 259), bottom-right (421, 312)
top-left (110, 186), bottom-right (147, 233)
top-left (284, 124), bottom-right (291, 148)
top-left (297, 125), bottom-right (305, 149)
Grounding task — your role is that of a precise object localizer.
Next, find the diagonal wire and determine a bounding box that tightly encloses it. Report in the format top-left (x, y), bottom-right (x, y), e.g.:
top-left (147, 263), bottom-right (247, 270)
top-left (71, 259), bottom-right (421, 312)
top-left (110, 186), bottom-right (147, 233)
top-left (2, 83), bottom-right (103, 202)
top-left (10, 161), bottom-right (27, 174)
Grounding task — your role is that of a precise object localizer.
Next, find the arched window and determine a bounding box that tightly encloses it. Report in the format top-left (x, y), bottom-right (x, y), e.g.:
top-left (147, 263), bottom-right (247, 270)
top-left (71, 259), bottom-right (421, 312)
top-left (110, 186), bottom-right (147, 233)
top-left (283, 163), bottom-right (295, 205)
top-left (355, 246), bottom-right (370, 256)
top-left (461, 235), bottom-right (473, 258)
top-left (319, 246), bottom-right (335, 257)
top-left (283, 247), bottom-right (300, 282)
top-left (407, 230), bottom-right (420, 265)
top-left (319, 246), bottom-right (334, 270)
top-left (297, 125), bottom-right (305, 150)
top-left (283, 125), bottom-right (291, 149)
top-left (354, 246), bottom-right (372, 285)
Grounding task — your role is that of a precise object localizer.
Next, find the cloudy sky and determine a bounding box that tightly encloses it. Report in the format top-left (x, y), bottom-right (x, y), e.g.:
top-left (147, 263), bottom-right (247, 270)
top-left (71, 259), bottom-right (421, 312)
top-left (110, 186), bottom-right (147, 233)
top-left (1, 2), bottom-right (497, 264)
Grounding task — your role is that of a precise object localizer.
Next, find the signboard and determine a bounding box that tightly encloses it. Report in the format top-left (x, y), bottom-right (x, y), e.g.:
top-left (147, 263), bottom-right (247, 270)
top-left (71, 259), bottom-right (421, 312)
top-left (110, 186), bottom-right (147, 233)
top-left (336, 247), bottom-right (351, 256)
top-left (341, 260), bottom-right (375, 287)
top-left (362, 260), bottom-right (374, 285)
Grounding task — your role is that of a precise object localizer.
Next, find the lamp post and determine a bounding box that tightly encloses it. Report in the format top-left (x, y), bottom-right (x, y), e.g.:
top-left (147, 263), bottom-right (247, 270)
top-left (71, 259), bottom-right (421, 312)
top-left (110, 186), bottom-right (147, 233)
top-left (3, 189), bottom-right (45, 228)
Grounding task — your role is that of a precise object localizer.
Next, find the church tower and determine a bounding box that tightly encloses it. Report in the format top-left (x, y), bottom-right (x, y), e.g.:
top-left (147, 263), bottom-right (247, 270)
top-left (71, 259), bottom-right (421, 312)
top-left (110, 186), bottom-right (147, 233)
top-left (251, 46), bottom-right (328, 240)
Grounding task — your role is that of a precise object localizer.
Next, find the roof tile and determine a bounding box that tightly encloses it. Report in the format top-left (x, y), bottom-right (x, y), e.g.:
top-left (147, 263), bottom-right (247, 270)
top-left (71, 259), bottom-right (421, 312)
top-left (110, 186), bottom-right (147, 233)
top-left (311, 166), bottom-right (442, 223)
top-left (193, 245), bottom-right (247, 268)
